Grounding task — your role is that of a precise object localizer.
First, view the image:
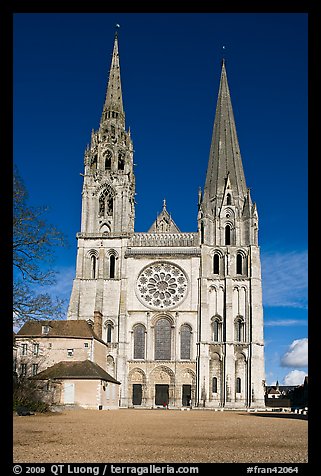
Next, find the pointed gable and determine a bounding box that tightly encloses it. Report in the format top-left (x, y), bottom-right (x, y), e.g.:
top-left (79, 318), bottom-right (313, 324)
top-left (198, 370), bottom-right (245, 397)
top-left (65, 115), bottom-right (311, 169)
top-left (148, 200), bottom-right (181, 233)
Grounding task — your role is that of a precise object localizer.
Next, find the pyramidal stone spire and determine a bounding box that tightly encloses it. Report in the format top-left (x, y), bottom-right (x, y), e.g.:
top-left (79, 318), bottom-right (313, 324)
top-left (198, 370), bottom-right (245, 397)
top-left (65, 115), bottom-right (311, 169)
top-left (101, 30), bottom-right (125, 128)
top-left (203, 60), bottom-right (247, 211)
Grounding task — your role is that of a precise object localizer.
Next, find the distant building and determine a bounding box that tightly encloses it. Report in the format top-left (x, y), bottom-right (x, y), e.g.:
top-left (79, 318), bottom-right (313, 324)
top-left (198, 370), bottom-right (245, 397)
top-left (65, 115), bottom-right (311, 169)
top-left (265, 379), bottom-right (308, 409)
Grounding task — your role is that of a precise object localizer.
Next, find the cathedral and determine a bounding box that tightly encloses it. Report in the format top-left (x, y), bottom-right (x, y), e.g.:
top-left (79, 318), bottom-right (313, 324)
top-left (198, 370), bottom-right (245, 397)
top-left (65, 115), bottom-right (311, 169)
top-left (67, 31), bottom-right (266, 409)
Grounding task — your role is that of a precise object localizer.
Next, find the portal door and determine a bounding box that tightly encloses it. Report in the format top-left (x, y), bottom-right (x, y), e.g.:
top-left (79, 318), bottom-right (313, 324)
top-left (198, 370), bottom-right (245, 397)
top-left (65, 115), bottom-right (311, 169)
top-left (182, 384), bottom-right (191, 406)
top-left (132, 384), bottom-right (142, 405)
top-left (155, 384), bottom-right (169, 406)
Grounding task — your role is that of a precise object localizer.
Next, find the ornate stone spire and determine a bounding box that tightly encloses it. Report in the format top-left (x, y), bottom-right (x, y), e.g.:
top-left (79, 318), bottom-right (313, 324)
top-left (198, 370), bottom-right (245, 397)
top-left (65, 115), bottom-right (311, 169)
top-left (203, 60), bottom-right (247, 211)
top-left (100, 30), bottom-right (125, 128)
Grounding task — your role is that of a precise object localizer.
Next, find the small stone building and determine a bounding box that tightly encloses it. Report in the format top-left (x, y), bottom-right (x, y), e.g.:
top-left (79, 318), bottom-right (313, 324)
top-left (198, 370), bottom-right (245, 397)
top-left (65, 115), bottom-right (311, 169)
top-left (32, 360), bottom-right (120, 409)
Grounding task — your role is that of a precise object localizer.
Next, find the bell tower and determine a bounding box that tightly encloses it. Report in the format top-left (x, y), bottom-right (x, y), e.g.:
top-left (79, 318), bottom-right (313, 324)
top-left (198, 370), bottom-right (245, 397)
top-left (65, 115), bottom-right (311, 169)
top-left (197, 59), bottom-right (265, 408)
top-left (68, 30), bottom-right (135, 328)
top-left (81, 30), bottom-right (135, 236)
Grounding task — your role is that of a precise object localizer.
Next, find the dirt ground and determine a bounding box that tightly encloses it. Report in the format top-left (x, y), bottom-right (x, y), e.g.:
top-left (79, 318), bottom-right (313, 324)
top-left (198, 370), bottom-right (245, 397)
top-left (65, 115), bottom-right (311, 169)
top-left (13, 409), bottom-right (308, 464)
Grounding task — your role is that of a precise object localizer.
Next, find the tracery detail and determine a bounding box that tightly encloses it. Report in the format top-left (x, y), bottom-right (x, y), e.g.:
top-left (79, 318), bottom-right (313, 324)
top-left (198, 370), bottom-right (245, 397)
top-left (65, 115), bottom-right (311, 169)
top-left (136, 262), bottom-right (188, 309)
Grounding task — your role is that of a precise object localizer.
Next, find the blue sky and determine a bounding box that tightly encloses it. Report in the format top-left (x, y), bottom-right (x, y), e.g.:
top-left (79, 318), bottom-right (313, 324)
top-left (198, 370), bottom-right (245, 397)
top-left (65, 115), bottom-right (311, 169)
top-left (13, 13), bottom-right (308, 386)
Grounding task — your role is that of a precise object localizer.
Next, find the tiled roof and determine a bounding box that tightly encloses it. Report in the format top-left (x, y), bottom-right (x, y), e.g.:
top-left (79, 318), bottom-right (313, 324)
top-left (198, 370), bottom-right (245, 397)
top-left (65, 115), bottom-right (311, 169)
top-left (17, 320), bottom-right (103, 342)
top-left (267, 388), bottom-right (281, 395)
top-left (32, 360), bottom-right (120, 384)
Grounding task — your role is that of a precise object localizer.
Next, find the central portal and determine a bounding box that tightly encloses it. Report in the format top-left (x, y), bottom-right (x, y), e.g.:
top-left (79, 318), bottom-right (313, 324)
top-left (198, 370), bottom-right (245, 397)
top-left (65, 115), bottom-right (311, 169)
top-left (155, 384), bottom-right (169, 406)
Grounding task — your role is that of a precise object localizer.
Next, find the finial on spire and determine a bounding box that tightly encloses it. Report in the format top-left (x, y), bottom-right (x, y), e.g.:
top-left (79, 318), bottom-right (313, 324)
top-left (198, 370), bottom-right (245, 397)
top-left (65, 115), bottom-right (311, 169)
top-left (115, 23), bottom-right (120, 37)
top-left (163, 198), bottom-right (167, 210)
top-left (221, 45), bottom-right (226, 67)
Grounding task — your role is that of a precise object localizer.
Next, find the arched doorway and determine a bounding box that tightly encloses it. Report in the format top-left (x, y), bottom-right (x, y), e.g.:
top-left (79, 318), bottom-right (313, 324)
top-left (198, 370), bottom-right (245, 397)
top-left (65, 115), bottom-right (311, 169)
top-left (150, 365), bottom-right (175, 407)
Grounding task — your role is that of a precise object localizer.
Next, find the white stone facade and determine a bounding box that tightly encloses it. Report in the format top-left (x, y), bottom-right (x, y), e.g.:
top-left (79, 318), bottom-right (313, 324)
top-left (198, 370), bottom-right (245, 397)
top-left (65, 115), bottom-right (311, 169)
top-left (67, 34), bottom-right (266, 409)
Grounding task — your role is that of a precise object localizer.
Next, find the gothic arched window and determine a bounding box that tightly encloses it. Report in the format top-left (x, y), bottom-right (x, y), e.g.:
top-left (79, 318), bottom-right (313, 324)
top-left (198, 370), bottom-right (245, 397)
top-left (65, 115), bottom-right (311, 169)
top-left (106, 323), bottom-right (113, 343)
top-left (226, 193), bottom-right (231, 205)
top-left (235, 317), bottom-right (244, 342)
top-left (91, 255), bottom-right (97, 279)
top-left (155, 318), bottom-right (171, 360)
top-left (236, 377), bottom-right (241, 393)
top-left (225, 225), bottom-right (231, 245)
top-left (213, 253), bottom-right (220, 274)
top-left (236, 253), bottom-right (243, 275)
top-left (212, 316), bottom-right (222, 342)
top-left (118, 151), bottom-right (125, 171)
top-left (180, 324), bottom-right (192, 360)
top-left (133, 324), bottom-right (145, 360)
top-left (105, 150), bottom-right (112, 170)
top-left (99, 189), bottom-right (113, 217)
top-left (109, 254), bottom-right (116, 279)
top-left (212, 377), bottom-right (218, 393)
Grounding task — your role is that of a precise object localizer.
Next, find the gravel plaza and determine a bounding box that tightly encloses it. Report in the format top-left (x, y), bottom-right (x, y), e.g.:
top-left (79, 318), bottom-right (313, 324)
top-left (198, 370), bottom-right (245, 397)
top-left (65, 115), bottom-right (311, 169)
top-left (13, 408), bottom-right (308, 464)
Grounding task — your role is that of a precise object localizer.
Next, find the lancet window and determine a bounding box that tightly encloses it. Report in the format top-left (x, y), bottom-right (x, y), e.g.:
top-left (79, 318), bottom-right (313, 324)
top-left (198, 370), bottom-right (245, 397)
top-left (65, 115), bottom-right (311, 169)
top-left (99, 189), bottom-right (114, 217)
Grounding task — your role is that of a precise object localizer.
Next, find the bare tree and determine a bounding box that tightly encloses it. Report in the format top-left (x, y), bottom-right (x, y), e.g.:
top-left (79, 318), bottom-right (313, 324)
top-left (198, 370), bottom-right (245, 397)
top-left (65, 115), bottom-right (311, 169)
top-left (13, 166), bottom-right (67, 325)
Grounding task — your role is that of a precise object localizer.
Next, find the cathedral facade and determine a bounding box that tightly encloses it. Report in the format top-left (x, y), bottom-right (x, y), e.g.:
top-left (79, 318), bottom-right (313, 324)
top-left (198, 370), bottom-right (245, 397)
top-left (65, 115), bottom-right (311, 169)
top-left (67, 32), bottom-right (265, 409)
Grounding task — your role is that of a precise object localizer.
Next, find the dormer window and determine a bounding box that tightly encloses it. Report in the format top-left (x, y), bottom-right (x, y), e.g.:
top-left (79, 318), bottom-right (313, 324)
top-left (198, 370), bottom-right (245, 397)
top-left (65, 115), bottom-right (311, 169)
top-left (42, 325), bottom-right (50, 335)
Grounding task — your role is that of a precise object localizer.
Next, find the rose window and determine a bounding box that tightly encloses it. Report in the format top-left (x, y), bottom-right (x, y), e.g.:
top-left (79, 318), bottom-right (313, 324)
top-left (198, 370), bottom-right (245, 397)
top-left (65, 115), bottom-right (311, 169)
top-left (136, 262), bottom-right (188, 309)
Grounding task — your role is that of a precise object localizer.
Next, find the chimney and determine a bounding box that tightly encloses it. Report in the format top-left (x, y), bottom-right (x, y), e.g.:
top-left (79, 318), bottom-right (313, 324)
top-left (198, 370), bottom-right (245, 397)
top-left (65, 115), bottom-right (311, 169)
top-left (93, 311), bottom-right (103, 340)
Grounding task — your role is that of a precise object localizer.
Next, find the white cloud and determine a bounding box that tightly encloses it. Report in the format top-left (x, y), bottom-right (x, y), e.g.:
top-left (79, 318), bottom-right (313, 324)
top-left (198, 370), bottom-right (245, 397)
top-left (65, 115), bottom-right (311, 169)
top-left (283, 370), bottom-right (307, 386)
top-left (261, 250), bottom-right (308, 308)
top-left (281, 338), bottom-right (308, 368)
top-left (264, 319), bottom-right (307, 327)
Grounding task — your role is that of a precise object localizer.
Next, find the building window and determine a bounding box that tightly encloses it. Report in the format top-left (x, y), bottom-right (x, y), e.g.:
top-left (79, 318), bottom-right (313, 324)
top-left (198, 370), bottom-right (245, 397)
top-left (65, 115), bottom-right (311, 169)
top-left (236, 253), bottom-right (243, 275)
top-left (212, 377), bottom-right (218, 393)
top-left (225, 225), bottom-right (231, 245)
top-left (236, 377), bottom-right (241, 393)
top-left (32, 364), bottom-right (38, 376)
top-left (213, 253), bottom-right (220, 274)
top-left (20, 363), bottom-right (27, 377)
top-left (105, 150), bottom-right (112, 170)
top-left (84, 343), bottom-right (89, 348)
top-left (133, 324), bottom-right (145, 359)
top-left (212, 317), bottom-right (222, 342)
top-left (21, 344), bottom-right (28, 356)
top-left (118, 151), bottom-right (125, 171)
top-left (155, 318), bottom-right (171, 360)
top-left (235, 317), bottom-right (244, 342)
top-left (33, 343), bottom-right (39, 356)
top-left (109, 254), bottom-right (116, 279)
top-left (180, 324), bottom-right (192, 360)
top-left (67, 349), bottom-right (74, 357)
top-left (106, 323), bottom-right (112, 343)
top-left (99, 189), bottom-right (113, 217)
top-left (42, 325), bottom-right (50, 335)
top-left (91, 255), bottom-right (97, 279)
top-left (226, 193), bottom-right (231, 205)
